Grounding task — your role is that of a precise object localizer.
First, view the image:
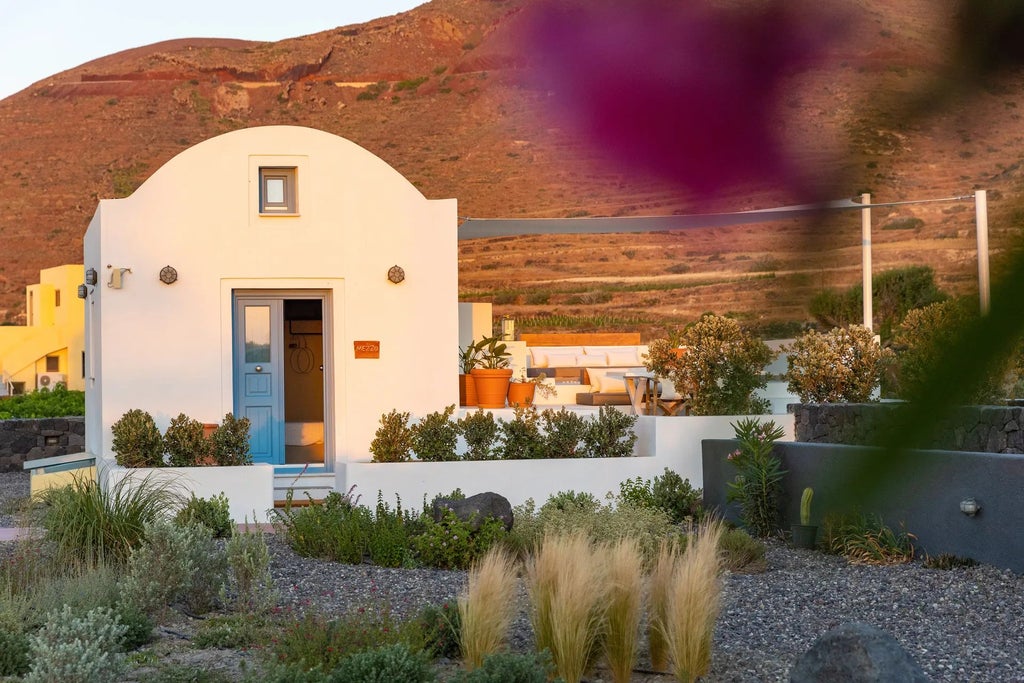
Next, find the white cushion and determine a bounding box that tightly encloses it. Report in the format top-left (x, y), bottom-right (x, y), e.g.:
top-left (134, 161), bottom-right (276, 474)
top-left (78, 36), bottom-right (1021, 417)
top-left (545, 352), bottom-right (581, 367)
top-left (530, 346), bottom-right (584, 367)
top-left (587, 368), bottom-right (626, 393)
top-left (606, 349), bottom-right (640, 366)
top-left (575, 353), bottom-right (608, 367)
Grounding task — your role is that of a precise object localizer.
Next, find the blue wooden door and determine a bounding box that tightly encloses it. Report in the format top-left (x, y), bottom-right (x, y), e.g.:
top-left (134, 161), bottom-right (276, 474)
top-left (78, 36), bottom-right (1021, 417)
top-left (233, 298), bottom-right (284, 464)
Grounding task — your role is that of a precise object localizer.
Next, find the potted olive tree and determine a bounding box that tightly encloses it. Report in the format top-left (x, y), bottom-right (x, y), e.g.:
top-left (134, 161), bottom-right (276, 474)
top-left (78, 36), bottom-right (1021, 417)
top-left (469, 335), bottom-right (513, 409)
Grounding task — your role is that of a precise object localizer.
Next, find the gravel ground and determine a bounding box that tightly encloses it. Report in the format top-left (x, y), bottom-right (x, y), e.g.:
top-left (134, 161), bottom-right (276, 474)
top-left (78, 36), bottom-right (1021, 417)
top-left (3, 471), bottom-right (1023, 681)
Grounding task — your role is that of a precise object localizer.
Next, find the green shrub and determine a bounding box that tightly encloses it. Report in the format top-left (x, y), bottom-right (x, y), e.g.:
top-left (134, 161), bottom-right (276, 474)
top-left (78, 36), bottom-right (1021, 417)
top-left (175, 492), bottom-right (233, 538)
top-left (448, 650), bottom-right (557, 682)
top-left (784, 325), bottom-right (894, 403)
top-left (541, 408), bottom-right (588, 458)
top-left (39, 473), bottom-right (183, 567)
top-left (497, 406), bottom-right (546, 460)
top-left (163, 413), bottom-right (210, 467)
top-left (0, 626), bottom-right (30, 677)
top-left (411, 510), bottom-right (507, 570)
top-left (271, 608), bottom-right (405, 673)
top-left (411, 602), bottom-right (461, 660)
top-left (226, 526), bottom-right (276, 613)
top-left (582, 406), bottom-right (637, 457)
top-left (26, 561), bottom-right (121, 626)
top-left (458, 410), bottom-right (499, 460)
top-left (543, 490), bottom-right (600, 513)
top-left (331, 643), bottom-right (436, 683)
top-left (891, 298), bottom-right (1016, 402)
top-left (718, 528), bottom-right (767, 573)
top-left (210, 413), bottom-right (252, 466)
top-left (725, 419), bottom-right (787, 537)
top-left (684, 314), bottom-right (774, 415)
top-left (823, 512), bottom-right (915, 565)
top-left (246, 662), bottom-right (330, 683)
top-left (394, 76), bottom-right (428, 91)
top-left (617, 476), bottom-right (657, 510)
top-left (0, 385), bottom-right (84, 419)
top-left (111, 409), bottom-right (164, 467)
top-left (923, 553), bottom-right (977, 570)
top-left (122, 519), bottom-right (226, 617)
top-left (26, 605), bottom-right (128, 683)
top-left (652, 468), bottom-right (704, 524)
top-left (113, 602), bottom-right (154, 650)
top-left (511, 495), bottom-right (679, 560)
top-left (370, 410), bottom-right (414, 462)
top-left (809, 266), bottom-right (947, 340)
top-left (194, 613), bottom-right (274, 649)
top-left (412, 405), bottom-right (459, 461)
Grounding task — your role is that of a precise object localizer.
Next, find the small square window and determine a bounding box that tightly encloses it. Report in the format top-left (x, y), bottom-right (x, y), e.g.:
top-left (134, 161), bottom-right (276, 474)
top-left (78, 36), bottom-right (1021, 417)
top-left (259, 167), bottom-right (297, 214)
top-left (46, 356), bottom-right (59, 372)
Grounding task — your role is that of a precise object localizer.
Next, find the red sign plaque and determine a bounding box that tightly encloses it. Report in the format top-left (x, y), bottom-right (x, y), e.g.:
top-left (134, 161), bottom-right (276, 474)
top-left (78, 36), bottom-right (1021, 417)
top-left (353, 341), bottom-right (380, 359)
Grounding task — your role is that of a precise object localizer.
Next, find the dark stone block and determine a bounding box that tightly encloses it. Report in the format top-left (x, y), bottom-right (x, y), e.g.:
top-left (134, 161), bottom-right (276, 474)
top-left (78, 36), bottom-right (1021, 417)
top-left (789, 622), bottom-right (931, 683)
top-left (432, 492), bottom-right (514, 531)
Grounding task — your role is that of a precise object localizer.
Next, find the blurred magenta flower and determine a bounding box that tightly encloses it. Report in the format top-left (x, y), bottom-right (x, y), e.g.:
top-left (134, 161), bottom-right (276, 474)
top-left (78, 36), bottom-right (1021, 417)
top-left (527, 0), bottom-right (844, 201)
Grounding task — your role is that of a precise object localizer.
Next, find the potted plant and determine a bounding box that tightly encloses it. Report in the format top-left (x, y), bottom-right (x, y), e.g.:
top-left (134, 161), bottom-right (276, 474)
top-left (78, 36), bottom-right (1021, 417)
top-left (469, 335), bottom-right (513, 409)
top-left (791, 487), bottom-right (818, 549)
top-left (459, 343), bottom-right (481, 407)
top-left (507, 370), bottom-right (557, 407)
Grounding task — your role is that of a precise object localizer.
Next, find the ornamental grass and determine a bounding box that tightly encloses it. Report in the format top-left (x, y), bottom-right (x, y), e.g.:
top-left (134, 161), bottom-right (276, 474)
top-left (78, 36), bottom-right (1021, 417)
top-left (660, 521), bottom-right (724, 683)
top-left (39, 473), bottom-right (184, 568)
top-left (526, 532), bottom-right (608, 683)
top-left (602, 537), bottom-right (645, 683)
top-left (459, 545), bottom-right (518, 670)
top-left (647, 538), bottom-right (681, 672)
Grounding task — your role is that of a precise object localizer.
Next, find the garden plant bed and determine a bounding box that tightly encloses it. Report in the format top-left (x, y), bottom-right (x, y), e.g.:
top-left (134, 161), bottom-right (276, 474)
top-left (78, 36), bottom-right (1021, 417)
top-left (2, 472), bottom-right (1023, 681)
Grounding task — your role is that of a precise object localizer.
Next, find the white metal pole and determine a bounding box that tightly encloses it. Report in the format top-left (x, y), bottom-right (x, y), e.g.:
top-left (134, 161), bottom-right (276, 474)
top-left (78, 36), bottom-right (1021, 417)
top-left (975, 189), bottom-right (990, 315)
top-left (861, 193), bottom-right (873, 331)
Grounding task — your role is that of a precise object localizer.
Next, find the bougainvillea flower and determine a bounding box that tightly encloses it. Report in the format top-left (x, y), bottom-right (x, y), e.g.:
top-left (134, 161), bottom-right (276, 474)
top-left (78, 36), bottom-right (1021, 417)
top-left (527, 0), bottom-right (843, 200)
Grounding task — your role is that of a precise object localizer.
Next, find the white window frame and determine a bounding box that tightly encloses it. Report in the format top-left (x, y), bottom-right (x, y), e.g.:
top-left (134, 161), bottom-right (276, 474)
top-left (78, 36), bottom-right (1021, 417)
top-left (259, 167), bottom-right (297, 215)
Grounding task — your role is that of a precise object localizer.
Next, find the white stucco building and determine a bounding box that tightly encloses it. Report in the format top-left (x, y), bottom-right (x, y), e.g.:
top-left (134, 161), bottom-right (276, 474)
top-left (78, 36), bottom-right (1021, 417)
top-left (83, 125), bottom-right (457, 506)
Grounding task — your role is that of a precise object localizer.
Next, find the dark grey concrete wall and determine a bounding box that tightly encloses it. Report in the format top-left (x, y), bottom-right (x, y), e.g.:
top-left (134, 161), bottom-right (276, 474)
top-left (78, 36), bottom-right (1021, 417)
top-left (703, 438), bottom-right (1024, 573)
top-left (793, 403), bottom-right (1024, 453)
top-left (0, 417), bottom-right (86, 472)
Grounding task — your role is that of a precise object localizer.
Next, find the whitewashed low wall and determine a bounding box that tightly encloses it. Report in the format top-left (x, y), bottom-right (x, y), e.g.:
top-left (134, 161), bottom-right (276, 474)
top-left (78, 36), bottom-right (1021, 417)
top-left (341, 413), bottom-right (794, 508)
top-left (105, 463), bottom-right (275, 523)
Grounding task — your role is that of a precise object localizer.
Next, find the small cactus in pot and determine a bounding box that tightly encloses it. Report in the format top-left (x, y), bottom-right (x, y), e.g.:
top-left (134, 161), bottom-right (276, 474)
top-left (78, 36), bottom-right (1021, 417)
top-left (792, 487), bottom-right (818, 549)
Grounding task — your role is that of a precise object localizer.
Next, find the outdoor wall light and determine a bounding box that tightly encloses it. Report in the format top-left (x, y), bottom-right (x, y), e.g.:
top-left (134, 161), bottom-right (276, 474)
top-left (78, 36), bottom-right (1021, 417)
top-left (107, 265), bottom-right (132, 289)
top-left (387, 265), bottom-right (405, 284)
top-left (85, 268), bottom-right (98, 285)
top-left (960, 498), bottom-right (981, 516)
top-left (77, 284), bottom-right (88, 299)
top-left (159, 265), bottom-right (178, 285)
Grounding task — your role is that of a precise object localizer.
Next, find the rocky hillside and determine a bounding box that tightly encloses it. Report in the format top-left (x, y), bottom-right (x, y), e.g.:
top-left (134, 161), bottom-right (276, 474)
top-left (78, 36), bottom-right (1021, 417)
top-left (1, 0), bottom-right (1022, 335)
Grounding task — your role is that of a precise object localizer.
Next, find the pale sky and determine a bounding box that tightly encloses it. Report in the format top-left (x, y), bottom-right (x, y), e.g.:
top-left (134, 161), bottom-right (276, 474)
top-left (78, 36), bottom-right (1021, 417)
top-left (0, 1), bottom-right (425, 101)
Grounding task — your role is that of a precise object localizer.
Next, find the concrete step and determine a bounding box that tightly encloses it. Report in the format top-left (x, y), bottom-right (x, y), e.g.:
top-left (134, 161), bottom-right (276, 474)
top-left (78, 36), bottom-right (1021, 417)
top-left (273, 471), bottom-right (334, 507)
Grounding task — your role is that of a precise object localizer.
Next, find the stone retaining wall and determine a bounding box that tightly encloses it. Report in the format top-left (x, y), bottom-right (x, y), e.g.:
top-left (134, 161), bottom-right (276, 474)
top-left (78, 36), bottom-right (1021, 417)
top-left (0, 418), bottom-right (86, 472)
top-left (792, 403), bottom-right (1024, 453)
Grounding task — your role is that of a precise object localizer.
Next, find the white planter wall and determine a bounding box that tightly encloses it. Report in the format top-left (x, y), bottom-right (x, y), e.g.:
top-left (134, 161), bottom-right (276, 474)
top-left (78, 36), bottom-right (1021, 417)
top-left (341, 413), bottom-right (794, 508)
top-left (105, 464), bottom-right (276, 523)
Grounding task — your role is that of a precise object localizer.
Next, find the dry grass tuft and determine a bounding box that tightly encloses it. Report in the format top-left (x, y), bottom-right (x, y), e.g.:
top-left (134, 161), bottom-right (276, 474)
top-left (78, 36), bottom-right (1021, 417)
top-left (661, 521), bottom-right (725, 683)
top-left (459, 545), bottom-right (519, 670)
top-left (603, 537), bottom-right (645, 683)
top-left (526, 532), bottom-right (608, 683)
top-left (647, 537), bottom-right (681, 672)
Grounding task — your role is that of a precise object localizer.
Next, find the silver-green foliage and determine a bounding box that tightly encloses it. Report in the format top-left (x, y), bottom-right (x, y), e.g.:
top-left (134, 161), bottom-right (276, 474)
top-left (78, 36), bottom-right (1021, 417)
top-left (26, 605), bottom-right (127, 683)
top-left (512, 493), bottom-right (679, 559)
top-left (226, 527), bottom-right (276, 613)
top-left (122, 520), bottom-right (226, 617)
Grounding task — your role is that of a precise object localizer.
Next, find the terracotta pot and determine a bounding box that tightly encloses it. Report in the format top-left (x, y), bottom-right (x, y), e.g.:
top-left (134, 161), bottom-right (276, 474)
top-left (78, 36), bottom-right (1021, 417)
top-left (459, 374), bottom-right (477, 407)
top-left (470, 368), bottom-right (513, 409)
top-left (507, 382), bottom-right (536, 408)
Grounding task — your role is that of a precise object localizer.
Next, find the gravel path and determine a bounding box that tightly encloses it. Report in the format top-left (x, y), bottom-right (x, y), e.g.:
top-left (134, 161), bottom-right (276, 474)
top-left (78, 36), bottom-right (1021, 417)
top-left (3, 472), bottom-right (1023, 681)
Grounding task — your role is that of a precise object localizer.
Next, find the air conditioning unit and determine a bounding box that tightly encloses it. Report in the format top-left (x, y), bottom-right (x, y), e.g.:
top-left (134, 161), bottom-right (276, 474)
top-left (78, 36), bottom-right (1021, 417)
top-left (38, 373), bottom-right (66, 389)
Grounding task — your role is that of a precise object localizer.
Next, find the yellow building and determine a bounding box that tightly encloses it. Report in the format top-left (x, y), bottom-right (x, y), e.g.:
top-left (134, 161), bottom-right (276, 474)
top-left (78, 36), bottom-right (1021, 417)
top-left (0, 264), bottom-right (85, 394)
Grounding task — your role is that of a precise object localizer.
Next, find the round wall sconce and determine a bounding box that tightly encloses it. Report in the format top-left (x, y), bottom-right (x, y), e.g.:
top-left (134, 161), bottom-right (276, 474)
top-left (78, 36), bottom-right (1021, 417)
top-left (387, 265), bottom-right (405, 284)
top-left (159, 266), bottom-right (178, 285)
top-left (959, 498), bottom-right (981, 516)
